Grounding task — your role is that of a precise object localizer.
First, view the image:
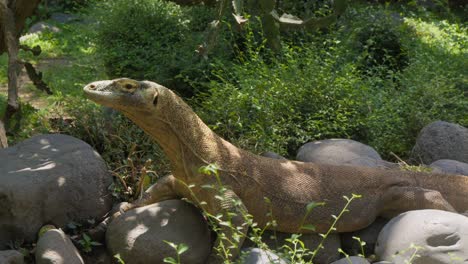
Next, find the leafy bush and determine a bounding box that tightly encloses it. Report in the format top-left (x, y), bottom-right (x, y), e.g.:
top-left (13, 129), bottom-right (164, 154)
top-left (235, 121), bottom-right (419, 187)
top-left (196, 3), bottom-right (467, 160)
top-left (94, 0), bottom-right (219, 97)
top-left (338, 4), bottom-right (467, 158)
top-left (195, 38), bottom-right (368, 156)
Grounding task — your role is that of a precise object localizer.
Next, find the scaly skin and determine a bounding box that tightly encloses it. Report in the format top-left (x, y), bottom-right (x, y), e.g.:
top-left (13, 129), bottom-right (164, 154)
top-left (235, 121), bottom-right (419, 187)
top-left (84, 78), bottom-right (468, 263)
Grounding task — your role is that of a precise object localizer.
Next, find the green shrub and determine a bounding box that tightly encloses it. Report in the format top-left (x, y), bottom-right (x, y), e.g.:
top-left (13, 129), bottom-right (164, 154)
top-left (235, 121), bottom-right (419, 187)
top-left (196, 3), bottom-right (467, 160)
top-left (340, 4), bottom-right (468, 158)
top-left (94, 0), bottom-right (219, 97)
top-left (195, 38), bottom-right (368, 157)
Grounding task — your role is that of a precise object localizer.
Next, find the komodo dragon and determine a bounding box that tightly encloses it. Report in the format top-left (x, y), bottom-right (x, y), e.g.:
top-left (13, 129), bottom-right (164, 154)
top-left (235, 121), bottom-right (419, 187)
top-left (84, 78), bottom-right (468, 263)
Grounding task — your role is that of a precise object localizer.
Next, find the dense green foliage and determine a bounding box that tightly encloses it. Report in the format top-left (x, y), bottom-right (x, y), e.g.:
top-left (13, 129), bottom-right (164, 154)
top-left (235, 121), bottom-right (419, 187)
top-left (1, 0), bottom-right (466, 162)
top-left (94, 0), bottom-right (218, 97)
top-left (195, 4), bottom-right (467, 158)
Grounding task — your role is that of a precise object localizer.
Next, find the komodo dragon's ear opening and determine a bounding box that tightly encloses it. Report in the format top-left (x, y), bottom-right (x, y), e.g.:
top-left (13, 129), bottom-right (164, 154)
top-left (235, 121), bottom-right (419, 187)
top-left (152, 92), bottom-right (159, 106)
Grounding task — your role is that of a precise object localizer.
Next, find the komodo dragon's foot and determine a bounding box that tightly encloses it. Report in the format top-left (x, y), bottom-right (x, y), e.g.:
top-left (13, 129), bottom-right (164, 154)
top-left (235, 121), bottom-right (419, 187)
top-left (87, 202), bottom-right (135, 241)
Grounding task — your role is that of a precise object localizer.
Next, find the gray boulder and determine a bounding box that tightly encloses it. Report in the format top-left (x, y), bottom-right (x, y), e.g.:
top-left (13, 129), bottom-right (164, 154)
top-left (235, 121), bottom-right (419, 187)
top-left (0, 250), bottom-right (23, 264)
top-left (0, 134), bottom-right (113, 248)
top-left (296, 139), bottom-right (396, 169)
top-left (330, 256), bottom-right (370, 264)
top-left (411, 121), bottom-right (468, 164)
top-left (239, 248), bottom-right (287, 264)
top-left (375, 210), bottom-right (468, 264)
top-left (35, 228), bottom-right (84, 264)
top-left (430, 159), bottom-right (468, 176)
top-left (341, 217), bottom-right (388, 256)
top-left (106, 200), bottom-right (211, 264)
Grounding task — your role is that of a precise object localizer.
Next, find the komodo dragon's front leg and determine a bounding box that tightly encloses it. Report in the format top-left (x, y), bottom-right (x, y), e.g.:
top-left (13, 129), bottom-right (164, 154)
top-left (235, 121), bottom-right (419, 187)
top-left (88, 174), bottom-right (182, 239)
top-left (111, 174), bottom-right (182, 217)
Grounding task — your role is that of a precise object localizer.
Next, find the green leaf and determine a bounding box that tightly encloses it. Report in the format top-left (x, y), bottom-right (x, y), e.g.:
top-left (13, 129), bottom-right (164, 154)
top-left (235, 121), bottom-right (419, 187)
top-left (163, 257), bottom-right (177, 264)
top-left (300, 224), bottom-right (316, 231)
top-left (82, 233), bottom-right (91, 242)
top-left (305, 201), bottom-right (325, 213)
top-left (114, 254), bottom-right (125, 264)
top-left (177, 243), bottom-right (189, 255)
top-left (163, 240), bottom-right (177, 250)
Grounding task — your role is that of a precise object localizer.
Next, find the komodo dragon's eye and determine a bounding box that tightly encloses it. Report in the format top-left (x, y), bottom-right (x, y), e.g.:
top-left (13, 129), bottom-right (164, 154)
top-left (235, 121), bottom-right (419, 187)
top-left (117, 80), bottom-right (138, 92)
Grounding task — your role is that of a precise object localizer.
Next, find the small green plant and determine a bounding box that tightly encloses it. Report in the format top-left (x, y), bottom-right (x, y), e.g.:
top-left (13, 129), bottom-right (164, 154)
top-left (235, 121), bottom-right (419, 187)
top-left (78, 233), bottom-right (102, 253)
top-left (114, 254), bottom-right (125, 264)
top-left (352, 236), bottom-right (367, 258)
top-left (163, 241), bottom-right (189, 264)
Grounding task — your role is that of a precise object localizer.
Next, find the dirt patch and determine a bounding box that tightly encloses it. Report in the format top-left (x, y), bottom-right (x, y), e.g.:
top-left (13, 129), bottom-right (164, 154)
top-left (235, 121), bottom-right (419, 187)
top-left (0, 57), bottom-right (72, 110)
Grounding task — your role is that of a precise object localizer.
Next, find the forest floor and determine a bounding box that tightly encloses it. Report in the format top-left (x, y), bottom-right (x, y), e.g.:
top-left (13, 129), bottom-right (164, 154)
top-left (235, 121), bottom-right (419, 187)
top-left (0, 57), bottom-right (72, 110)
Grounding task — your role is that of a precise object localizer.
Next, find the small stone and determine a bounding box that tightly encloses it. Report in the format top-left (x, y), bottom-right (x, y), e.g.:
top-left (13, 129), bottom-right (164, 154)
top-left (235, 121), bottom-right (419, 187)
top-left (243, 230), bottom-right (341, 263)
top-left (0, 250), bottom-right (24, 264)
top-left (239, 248), bottom-right (287, 264)
top-left (330, 256), bottom-right (370, 264)
top-left (35, 229), bottom-right (84, 264)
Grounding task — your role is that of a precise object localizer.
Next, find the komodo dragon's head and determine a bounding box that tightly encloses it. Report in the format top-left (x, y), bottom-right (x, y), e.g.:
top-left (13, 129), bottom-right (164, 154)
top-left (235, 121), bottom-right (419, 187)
top-left (83, 78), bottom-right (162, 114)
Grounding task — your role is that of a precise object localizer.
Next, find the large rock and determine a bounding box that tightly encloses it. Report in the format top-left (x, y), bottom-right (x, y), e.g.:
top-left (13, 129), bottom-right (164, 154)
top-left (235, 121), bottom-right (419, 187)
top-left (106, 200), bottom-right (211, 264)
top-left (430, 159), bottom-right (468, 176)
top-left (296, 139), bottom-right (396, 169)
top-left (0, 134), bottom-right (113, 248)
top-left (35, 228), bottom-right (84, 264)
top-left (411, 121), bottom-right (468, 164)
top-left (375, 210), bottom-right (468, 263)
top-left (0, 250), bottom-right (23, 264)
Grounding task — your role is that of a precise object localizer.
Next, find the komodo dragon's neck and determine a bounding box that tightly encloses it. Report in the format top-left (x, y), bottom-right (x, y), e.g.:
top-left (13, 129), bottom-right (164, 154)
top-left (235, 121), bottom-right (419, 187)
top-left (124, 89), bottom-right (243, 177)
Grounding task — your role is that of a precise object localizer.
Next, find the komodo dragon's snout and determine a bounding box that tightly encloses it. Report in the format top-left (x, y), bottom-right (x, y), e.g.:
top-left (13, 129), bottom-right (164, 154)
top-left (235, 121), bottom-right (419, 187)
top-left (84, 78), bottom-right (160, 111)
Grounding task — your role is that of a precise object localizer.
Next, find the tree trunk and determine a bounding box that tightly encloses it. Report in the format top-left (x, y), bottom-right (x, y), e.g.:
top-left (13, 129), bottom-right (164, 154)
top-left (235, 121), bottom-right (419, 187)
top-left (0, 120), bottom-right (7, 148)
top-left (0, 0), bottom-right (42, 130)
top-left (0, 0), bottom-right (21, 129)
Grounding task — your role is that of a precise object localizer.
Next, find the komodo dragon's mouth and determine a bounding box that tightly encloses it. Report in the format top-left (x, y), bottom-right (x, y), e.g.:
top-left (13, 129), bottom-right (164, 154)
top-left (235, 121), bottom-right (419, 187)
top-left (84, 80), bottom-right (114, 94)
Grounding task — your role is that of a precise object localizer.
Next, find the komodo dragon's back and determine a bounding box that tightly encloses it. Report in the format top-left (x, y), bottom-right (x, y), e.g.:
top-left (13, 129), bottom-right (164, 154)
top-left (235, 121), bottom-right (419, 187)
top-left (233, 151), bottom-right (468, 233)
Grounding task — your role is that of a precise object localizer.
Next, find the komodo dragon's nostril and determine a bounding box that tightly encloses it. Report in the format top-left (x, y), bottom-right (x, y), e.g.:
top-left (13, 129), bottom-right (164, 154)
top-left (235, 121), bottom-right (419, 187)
top-left (89, 84), bottom-right (96, 90)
